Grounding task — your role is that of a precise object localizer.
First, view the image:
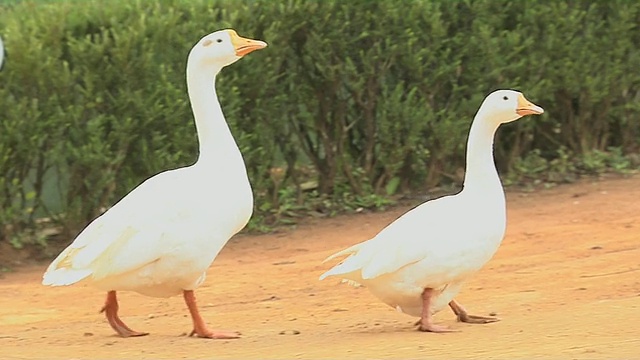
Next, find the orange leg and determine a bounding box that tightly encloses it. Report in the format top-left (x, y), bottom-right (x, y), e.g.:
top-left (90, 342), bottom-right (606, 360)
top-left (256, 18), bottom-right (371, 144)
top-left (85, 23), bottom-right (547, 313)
top-left (100, 291), bottom-right (148, 337)
top-left (417, 288), bottom-right (456, 333)
top-left (183, 290), bottom-right (240, 339)
top-left (448, 299), bottom-right (500, 324)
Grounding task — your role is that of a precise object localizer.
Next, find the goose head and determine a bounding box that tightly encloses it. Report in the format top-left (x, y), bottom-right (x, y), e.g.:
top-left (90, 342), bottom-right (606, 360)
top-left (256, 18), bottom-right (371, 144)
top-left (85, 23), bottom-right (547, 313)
top-left (188, 29), bottom-right (267, 72)
top-left (478, 89), bottom-right (544, 126)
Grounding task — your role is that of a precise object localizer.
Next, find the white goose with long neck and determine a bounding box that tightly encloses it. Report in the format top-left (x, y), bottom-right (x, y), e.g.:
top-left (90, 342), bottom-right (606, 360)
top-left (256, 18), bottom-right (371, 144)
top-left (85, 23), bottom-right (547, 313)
top-left (41, 29), bottom-right (267, 339)
top-left (320, 90), bottom-right (544, 333)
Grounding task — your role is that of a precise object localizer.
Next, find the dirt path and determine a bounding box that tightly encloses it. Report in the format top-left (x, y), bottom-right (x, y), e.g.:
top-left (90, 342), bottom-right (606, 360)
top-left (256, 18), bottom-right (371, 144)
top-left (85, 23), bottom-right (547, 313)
top-left (1, 175), bottom-right (639, 359)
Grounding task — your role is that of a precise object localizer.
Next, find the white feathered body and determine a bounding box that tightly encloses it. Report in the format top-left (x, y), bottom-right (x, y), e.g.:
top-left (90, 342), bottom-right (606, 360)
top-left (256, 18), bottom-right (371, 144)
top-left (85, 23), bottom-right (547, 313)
top-left (42, 160), bottom-right (252, 298)
top-left (320, 187), bottom-right (506, 317)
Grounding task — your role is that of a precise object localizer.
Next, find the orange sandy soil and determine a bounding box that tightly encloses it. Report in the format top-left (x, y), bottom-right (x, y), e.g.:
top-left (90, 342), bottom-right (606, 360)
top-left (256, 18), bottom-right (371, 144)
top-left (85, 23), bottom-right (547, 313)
top-left (0, 175), bottom-right (639, 359)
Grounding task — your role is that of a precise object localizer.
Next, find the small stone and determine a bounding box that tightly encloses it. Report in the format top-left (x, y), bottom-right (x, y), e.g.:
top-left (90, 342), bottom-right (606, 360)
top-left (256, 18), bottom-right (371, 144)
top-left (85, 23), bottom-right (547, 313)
top-left (278, 329), bottom-right (300, 335)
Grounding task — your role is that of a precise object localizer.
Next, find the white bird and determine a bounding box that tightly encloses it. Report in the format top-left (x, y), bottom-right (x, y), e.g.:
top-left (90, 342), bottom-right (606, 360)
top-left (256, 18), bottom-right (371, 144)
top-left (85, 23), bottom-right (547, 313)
top-left (42, 29), bottom-right (267, 339)
top-left (320, 90), bottom-right (544, 332)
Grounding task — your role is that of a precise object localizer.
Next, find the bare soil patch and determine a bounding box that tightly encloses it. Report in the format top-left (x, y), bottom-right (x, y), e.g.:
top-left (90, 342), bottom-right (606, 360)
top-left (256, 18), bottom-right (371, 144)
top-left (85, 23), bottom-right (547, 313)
top-left (1, 175), bottom-right (639, 359)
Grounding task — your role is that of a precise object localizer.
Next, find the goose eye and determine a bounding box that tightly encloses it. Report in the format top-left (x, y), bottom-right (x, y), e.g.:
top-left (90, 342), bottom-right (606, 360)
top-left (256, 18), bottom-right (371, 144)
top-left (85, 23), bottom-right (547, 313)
top-left (216, 39), bottom-right (223, 43)
top-left (503, 96), bottom-right (509, 101)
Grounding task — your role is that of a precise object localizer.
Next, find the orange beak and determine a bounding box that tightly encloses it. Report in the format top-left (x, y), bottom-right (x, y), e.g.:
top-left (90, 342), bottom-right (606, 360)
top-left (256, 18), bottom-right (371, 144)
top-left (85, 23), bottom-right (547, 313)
top-left (228, 30), bottom-right (267, 57)
top-left (516, 94), bottom-right (544, 116)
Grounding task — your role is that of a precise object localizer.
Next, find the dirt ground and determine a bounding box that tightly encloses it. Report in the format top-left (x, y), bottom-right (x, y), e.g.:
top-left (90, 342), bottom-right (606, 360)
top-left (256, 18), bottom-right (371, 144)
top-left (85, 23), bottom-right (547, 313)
top-left (0, 175), bottom-right (639, 359)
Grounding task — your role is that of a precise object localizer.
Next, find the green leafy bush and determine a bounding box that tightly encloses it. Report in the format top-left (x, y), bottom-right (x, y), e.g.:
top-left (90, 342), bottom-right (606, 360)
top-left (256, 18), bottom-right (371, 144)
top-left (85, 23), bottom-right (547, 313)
top-left (0, 0), bottom-right (638, 247)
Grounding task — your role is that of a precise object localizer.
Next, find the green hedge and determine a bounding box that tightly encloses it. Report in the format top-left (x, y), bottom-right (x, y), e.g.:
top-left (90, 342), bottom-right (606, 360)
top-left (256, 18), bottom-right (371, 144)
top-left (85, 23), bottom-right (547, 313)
top-left (1, 0), bottom-right (639, 245)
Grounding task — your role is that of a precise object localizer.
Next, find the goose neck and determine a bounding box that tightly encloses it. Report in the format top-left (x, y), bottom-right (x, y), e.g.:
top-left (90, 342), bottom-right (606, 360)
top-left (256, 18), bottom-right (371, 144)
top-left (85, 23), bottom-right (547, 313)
top-left (186, 66), bottom-right (239, 165)
top-left (462, 114), bottom-right (502, 193)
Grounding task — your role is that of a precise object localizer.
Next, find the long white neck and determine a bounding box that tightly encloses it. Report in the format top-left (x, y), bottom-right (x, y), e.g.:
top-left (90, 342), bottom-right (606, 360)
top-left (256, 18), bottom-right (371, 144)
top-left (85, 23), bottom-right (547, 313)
top-left (186, 64), bottom-right (243, 168)
top-left (461, 110), bottom-right (503, 195)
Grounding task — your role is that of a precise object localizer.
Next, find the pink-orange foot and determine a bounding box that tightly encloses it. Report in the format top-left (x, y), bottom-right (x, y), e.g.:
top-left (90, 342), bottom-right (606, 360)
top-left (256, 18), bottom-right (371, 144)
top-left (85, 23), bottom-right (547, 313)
top-left (101, 291), bottom-right (149, 337)
top-left (449, 299), bottom-right (500, 324)
top-left (183, 290), bottom-right (240, 340)
top-left (416, 288), bottom-right (458, 333)
top-left (189, 328), bottom-right (241, 339)
top-left (418, 322), bottom-right (457, 333)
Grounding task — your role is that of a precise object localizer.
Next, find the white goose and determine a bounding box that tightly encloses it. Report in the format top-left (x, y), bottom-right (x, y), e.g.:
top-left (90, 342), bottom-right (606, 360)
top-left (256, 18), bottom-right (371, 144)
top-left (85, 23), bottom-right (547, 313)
top-left (42, 29), bottom-right (267, 339)
top-left (320, 90), bottom-right (544, 332)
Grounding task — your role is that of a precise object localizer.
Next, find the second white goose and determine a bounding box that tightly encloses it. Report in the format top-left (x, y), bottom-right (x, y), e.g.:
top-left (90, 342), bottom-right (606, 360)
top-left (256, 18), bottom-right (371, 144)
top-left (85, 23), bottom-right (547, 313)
top-left (320, 90), bottom-right (544, 332)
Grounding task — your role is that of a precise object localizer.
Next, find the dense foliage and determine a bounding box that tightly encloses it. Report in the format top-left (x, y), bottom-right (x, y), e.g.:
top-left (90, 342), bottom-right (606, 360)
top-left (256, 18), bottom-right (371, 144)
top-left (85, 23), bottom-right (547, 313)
top-left (0, 0), bottom-right (639, 247)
